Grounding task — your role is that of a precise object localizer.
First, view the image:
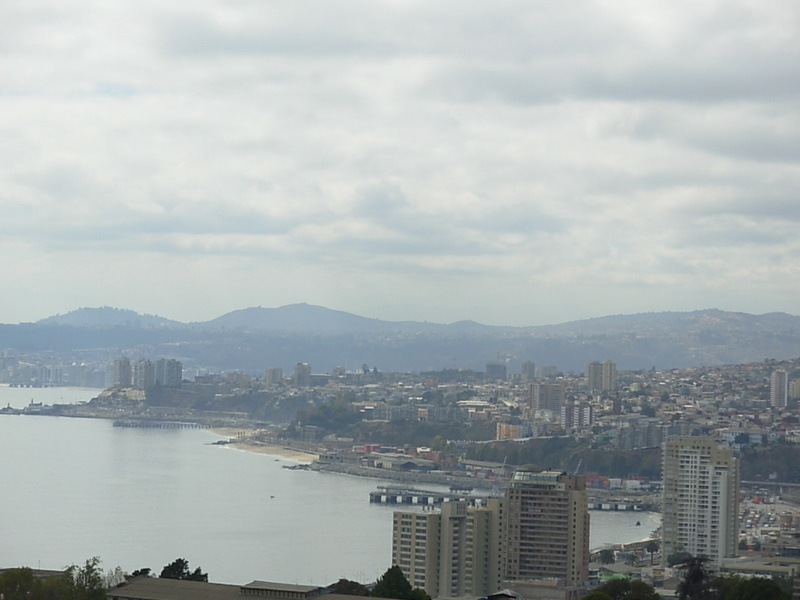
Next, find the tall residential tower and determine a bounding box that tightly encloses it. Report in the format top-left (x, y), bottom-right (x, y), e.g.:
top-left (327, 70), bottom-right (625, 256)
top-left (504, 470), bottom-right (589, 587)
top-left (771, 369), bottom-right (789, 410)
top-left (392, 499), bottom-right (504, 598)
top-left (662, 436), bottom-right (739, 563)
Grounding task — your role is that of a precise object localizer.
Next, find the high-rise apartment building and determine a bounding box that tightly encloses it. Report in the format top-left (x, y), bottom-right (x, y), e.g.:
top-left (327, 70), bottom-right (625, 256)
top-left (392, 500), bottom-right (504, 598)
top-left (586, 362), bottom-right (603, 390)
top-left (265, 367), bottom-right (283, 386)
top-left (662, 436), bottom-right (739, 564)
top-left (521, 361), bottom-right (536, 382)
top-left (587, 360), bottom-right (617, 391)
top-left (504, 470), bottom-right (589, 587)
top-left (154, 358), bottom-right (183, 387)
top-left (791, 379), bottom-right (800, 402)
top-left (771, 369), bottom-right (789, 410)
top-left (529, 382), bottom-right (566, 413)
top-left (133, 359), bottom-right (155, 390)
top-left (113, 357), bottom-right (132, 387)
top-left (293, 362), bottom-right (311, 387)
top-left (601, 360), bottom-right (617, 391)
top-left (561, 401), bottom-right (593, 431)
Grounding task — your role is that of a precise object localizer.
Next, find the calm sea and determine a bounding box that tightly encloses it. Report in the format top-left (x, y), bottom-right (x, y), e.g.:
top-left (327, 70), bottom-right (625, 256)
top-left (0, 387), bottom-right (659, 585)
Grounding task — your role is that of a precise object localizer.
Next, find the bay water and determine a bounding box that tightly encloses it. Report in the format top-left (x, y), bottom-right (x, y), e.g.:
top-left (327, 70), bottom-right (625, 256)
top-left (0, 387), bottom-right (659, 585)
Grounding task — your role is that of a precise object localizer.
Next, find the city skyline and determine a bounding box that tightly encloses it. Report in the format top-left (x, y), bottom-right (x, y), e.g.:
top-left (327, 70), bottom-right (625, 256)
top-left (2, 2), bottom-right (798, 327)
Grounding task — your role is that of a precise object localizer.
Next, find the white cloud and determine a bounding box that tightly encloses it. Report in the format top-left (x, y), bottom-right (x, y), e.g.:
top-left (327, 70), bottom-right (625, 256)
top-left (0, 0), bottom-right (798, 325)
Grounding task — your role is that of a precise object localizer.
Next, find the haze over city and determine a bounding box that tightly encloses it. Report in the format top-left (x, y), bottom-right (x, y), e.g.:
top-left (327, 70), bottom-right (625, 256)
top-left (1, 1), bottom-right (798, 326)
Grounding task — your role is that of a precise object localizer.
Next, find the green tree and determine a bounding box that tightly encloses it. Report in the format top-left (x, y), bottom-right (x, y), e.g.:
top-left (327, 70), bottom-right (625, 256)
top-left (714, 574), bottom-right (789, 600)
top-left (581, 592), bottom-right (614, 600)
top-left (64, 556), bottom-right (107, 600)
top-left (430, 435), bottom-right (447, 452)
top-left (0, 567), bottom-right (44, 600)
top-left (159, 558), bottom-right (208, 582)
top-left (371, 566), bottom-right (429, 600)
top-left (329, 579), bottom-right (371, 596)
top-left (128, 568), bottom-right (151, 579)
top-left (599, 549), bottom-right (616, 564)
top-left (677, 556), bottom-right (714, 600)
top-left (594, 579), bottom-right (632, 600)
top-left (626, 580), bottom-right (662, 600)
top-left (587, 578), bottom-right (660, 600)
top-left (645, 540), bottom-right (659, 566)
top-left (667, 551), bottom-right (692, 567)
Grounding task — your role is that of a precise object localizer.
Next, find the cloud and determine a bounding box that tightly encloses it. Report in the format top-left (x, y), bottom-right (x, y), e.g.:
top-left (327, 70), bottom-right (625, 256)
top-left (0, 0), bottom-right (798, 325)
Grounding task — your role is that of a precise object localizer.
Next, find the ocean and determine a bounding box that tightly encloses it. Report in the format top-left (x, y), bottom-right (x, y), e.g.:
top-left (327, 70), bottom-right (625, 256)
top-left (0, 386), bottom-right (659, 585)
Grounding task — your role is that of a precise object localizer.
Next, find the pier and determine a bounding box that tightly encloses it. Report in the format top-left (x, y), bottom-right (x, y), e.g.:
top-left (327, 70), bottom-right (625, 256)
top-left (369, 485), bottom-right (487, 505)
top-left (588, 498), bottom-right (657, 511)
top-left (112, 419), bottom-right (207, 429)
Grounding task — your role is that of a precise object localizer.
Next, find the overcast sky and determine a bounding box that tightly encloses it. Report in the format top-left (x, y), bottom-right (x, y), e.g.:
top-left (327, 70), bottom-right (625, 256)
top-left (1, 1), bottom-right (798, 326)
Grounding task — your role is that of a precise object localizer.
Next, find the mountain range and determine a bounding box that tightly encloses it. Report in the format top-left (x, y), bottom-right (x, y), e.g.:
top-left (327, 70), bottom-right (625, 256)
top-left (4, 304), bottom-right (800, 374)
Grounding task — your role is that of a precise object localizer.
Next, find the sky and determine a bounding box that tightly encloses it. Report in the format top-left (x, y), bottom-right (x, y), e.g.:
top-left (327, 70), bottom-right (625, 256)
top-left (1, 1), bottom-right (798, 327)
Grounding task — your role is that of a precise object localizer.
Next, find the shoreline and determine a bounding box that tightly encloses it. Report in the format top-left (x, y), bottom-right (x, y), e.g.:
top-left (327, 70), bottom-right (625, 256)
top-left (209, 428), bottom-right (318, 463)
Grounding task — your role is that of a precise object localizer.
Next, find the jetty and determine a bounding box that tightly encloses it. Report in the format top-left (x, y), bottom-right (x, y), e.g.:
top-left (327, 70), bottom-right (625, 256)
top-left (369, 485), bottom-right (488, 505)
top-left (112, 419), bottom-right (207, 429)
top-left (588, 498), bottom-right (657, 511)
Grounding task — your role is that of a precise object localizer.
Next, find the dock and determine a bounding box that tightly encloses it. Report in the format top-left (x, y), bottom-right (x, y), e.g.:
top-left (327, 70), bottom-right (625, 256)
top-left (588, 499), bottom-right (657, 511)
top-left (369, 485), bottom-right (487, 505)
top-left (112, 419), bottom-right (207, 429)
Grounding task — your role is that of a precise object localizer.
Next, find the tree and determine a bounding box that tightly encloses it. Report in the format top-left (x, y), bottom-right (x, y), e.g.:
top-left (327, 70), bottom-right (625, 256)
top-left (677, 555), bottom-right (714, 600)
top-left (64, 556), bottom-right (107, 600)
top-left (371, 566), bottom-right (429, 600)
top-left (713, 574), bottom-right (790, 600)
top-left (667, 551), bottom-right (692, 567)
top-left (329, 579), bottom-right (370, 596)
top-left (594, 579), bottom-right (632, 600)
top-left (626, 580), bottom-right (662, 600)
top-left (128, 568), bottom-right (151, 579)
top-left (581, 592), bottom-right (614, 600)
top-left (0, 567), bottom-right (43, 600)
top-left (430, 435), bottom-right (447, 452)
top-left (586, 578), bottom-right (660, 600)
top-left (159, 558), bottom-right (208, 582)
top-left (372, 566), bottom-right (412, 599)
top-left (599, 549), bottom-right (616, 564)
top-left (645, 540), bottom-right (659, 566)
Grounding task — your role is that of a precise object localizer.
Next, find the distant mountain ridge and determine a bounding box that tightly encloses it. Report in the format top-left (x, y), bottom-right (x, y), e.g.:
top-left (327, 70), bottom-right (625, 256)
top-left (14, 304), bottom-right (800, 373)
top-left (37, 306), bottom-right (180, 328)
top-left (534, 309), bottom-right (800, 336)
top-left (35, 304), bottom-right (800, 335)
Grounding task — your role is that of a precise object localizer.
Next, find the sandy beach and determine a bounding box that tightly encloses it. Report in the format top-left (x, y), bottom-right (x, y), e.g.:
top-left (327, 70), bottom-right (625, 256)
top-left (210, 428), bottom-right (318, 463)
